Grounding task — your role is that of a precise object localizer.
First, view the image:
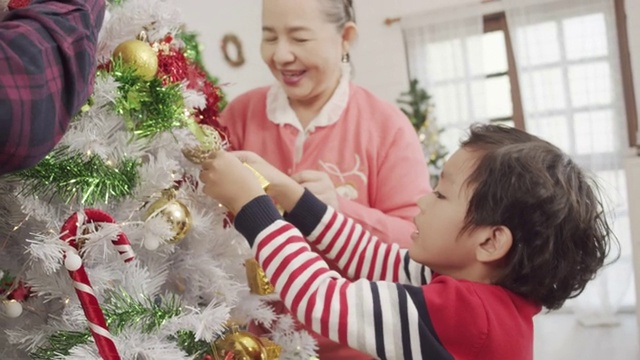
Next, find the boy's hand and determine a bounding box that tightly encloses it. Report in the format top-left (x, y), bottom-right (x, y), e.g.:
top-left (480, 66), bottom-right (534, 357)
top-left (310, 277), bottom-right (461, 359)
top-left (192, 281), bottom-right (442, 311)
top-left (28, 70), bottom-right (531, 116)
top-left (199, 151), bottom-right (265, 215)
top-left (291, 170), bottom-right (339, 209)
top-left (232, 151), bottom-right (304, 212)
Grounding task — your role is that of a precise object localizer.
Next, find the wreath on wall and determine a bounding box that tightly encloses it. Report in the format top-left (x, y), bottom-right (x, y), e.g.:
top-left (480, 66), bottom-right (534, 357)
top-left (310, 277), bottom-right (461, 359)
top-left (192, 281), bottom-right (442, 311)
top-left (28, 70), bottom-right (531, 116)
top-left (221, 33), bottom-right (245, 67)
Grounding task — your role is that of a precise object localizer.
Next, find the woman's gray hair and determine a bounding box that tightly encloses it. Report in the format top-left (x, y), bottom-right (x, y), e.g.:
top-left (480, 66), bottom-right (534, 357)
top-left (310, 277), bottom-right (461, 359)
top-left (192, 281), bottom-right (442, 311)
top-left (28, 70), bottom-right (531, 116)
top-left (321, 0), bottom-right (356, 31)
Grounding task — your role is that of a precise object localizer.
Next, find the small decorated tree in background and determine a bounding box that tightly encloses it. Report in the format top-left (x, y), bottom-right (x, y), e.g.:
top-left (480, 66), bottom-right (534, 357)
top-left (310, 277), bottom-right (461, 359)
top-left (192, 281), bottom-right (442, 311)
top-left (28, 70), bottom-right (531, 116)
top-left (0, 0), bottom-right (316, 359)
top-left (397, 79), bottom-right (448, 185)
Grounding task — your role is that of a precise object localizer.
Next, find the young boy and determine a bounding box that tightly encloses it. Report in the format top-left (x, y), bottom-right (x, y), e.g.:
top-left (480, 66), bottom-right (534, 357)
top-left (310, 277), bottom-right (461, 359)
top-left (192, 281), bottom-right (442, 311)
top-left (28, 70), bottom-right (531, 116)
top-left (199, 124), bottom-right (615, 360)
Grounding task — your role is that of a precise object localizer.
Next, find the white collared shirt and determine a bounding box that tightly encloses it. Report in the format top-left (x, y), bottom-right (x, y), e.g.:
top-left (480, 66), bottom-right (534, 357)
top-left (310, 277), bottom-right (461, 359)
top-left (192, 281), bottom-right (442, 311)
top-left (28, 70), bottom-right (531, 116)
top-left (266, 64), bottom-right (351, 163)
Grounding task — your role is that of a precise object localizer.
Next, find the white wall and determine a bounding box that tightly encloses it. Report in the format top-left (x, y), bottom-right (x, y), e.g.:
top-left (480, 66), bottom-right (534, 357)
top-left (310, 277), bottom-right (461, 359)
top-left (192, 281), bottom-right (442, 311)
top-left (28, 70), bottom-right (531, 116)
top-left (178, 0), bottom-right (272, 100)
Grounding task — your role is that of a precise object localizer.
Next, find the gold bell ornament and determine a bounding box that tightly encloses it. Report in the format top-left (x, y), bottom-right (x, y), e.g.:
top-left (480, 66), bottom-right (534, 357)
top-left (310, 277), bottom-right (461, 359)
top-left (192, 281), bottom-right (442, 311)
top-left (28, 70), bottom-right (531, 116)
top-left (245, 259), bottom-right (274, 296)
top-left (143, 189), bottom-right (192, 248)
top-left (211, 325), bottom-right (280, 360)
top-left (112, 31), bottom-right (158, 81)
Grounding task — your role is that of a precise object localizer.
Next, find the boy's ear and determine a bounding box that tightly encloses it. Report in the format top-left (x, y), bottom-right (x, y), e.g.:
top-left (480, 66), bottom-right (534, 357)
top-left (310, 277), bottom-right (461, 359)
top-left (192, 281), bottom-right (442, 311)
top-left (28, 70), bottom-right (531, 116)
top-left (476, 225), bottom-right (513, 263)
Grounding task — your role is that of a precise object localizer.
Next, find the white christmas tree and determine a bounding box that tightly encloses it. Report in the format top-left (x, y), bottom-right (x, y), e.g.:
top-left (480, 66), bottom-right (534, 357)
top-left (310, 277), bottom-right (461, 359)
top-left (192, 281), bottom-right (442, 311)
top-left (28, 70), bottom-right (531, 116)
top-left (0, 0), bottom-right (316, 359)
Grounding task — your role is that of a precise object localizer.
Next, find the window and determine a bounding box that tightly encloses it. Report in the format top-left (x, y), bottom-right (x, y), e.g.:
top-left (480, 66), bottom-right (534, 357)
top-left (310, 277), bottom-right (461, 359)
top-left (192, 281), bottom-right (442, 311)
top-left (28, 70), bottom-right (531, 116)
top-left (403, 0), bottom-right (637, 311)
top-left (480, 0), bottom-right (636, 152)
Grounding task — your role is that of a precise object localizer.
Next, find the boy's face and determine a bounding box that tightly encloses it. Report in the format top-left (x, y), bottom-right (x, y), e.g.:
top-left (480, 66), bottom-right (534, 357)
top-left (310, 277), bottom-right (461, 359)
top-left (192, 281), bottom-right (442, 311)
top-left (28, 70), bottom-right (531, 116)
top-left (409, 147), bottom-right (485, 275)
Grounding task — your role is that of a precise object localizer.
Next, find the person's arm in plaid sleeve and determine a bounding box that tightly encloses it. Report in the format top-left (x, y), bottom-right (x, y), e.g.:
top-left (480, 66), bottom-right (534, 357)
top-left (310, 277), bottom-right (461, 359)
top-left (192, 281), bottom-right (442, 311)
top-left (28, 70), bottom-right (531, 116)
top-left (0, 0), bottom-right (106, 175)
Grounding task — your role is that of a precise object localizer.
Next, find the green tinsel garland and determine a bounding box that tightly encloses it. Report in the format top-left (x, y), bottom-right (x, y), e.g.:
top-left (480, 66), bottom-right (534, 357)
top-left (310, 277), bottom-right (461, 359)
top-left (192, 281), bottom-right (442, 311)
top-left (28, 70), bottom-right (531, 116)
top-left (29, 291), bottom-right (212, 359)
top-left (14, 147), bottom-right (140, 206)
top-left (104, 292), bottom-right (182, 334)
top-left (110, 59), bottom-right (188, 139)
top-left (179, 31), bottom-right (217, 84)
top-left (30, 331), bottom-right (93, 360)
top-left (0, 271), bottom-right (15, 295)
top-left (172, 330), bottom-right (212, 358)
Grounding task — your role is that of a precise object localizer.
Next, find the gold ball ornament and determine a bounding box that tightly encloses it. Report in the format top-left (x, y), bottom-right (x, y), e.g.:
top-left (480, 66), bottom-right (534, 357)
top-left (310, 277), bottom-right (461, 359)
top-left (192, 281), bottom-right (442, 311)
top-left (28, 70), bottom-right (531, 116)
top-left (212, 326), bottom-right (270, 360)
top-left (181, 144), bottom-right (216, 165)
top-left (144, 190), bottom-right (192, 244)
top-left (181, 125), bottom-right (225, 164)
top-left (112, 39), bottom-right (158, 81)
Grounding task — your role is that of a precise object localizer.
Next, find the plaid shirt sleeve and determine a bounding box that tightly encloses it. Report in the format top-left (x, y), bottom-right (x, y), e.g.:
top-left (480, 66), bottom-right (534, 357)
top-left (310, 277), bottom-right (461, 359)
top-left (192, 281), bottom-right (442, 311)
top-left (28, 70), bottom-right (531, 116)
top-left (0, 0), bottom-right (106, 175)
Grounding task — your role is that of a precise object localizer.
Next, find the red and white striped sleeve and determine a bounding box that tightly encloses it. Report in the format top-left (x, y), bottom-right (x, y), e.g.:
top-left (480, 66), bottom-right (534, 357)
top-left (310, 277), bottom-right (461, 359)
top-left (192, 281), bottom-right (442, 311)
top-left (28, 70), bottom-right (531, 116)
top-left (234, 192), bottom-right (449, 360)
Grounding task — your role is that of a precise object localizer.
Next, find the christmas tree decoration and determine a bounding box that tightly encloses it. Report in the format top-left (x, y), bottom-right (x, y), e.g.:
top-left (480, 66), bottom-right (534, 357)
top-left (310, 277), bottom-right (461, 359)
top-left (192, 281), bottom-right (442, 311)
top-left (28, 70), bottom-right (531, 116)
top-left (244, 259), bottom-right (274, 296)
top-left (0, 271), bottom-right (31, 302)
top-left (12, 146), bottom-right (140, 206)
top-left (211, 325), bottom-right (280, 360)
top-left (143, 189), bottom-right (192, 244)
top-left (2, 300), bottom-right (22, 318)
top-left (0, 0), bottom-right (315, 358)
top-left (182, 124), bottom-right (226, 164)
top-left (63, 251), bottom-right (83, 272)
top-left (60, 209), bottom-right (136, 263)
top-left (112, 36), bottom-right (158, 81)
top-left (260, 337), bottom-right (282, 360)
top-left (58, 209), bottom-right (136, 360)
top-left (397, 79), bottom-right (448, 184)
top-left (178, 31), bottom-right (227, 112)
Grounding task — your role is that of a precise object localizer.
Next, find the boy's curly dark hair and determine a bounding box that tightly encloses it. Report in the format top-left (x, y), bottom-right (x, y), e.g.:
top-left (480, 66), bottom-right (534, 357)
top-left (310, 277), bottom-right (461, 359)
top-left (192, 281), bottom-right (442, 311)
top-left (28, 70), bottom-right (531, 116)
top-left (460, 124), bottom-right (618, 310)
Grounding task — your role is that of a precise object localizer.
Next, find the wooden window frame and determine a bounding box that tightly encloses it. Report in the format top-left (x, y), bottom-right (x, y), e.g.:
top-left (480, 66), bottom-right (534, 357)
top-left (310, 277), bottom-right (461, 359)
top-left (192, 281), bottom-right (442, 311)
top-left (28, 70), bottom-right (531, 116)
top-left (484, 12), bottom-right (525, 130)
top-left (614, 0), bottom-right (638, 147)
top-left (482, 0), bottom-right (638, 147)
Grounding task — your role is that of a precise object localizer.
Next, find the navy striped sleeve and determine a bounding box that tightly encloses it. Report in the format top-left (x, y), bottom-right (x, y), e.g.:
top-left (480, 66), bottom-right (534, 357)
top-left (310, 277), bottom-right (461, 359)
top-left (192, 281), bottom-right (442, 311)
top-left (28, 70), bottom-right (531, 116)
top-left (283, 188), bottom-right (327, 236)
top-left (401, 285), bottom-right (454, 360)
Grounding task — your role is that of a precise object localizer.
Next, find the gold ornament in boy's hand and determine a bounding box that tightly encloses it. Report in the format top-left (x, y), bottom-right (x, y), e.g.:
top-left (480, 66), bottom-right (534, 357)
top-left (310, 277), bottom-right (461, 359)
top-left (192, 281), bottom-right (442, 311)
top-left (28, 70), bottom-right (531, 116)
top-left (182, 125), bottom-right (225, 164)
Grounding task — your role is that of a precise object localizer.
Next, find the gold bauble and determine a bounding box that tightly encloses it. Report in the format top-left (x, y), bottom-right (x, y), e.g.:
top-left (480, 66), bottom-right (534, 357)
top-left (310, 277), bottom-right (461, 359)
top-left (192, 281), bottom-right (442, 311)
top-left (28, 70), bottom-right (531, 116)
top-left (212, 326), bottom-right (268, 360)
top-left (112, 39), bottom-right (158, 80)
top-left (144, 190), bottom-right (192, 244)
top-left (182, 125), bottom-right (224, 164)
top-left (260, 337), bottom-right (281, 360)
top-left (181, 145), bottom-right (214, 165)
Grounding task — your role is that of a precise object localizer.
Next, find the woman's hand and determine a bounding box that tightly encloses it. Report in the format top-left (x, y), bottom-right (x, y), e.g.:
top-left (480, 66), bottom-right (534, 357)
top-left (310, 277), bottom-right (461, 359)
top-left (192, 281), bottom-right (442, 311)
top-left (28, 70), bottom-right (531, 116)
top-left (292, 170), bottom-right (340, 209)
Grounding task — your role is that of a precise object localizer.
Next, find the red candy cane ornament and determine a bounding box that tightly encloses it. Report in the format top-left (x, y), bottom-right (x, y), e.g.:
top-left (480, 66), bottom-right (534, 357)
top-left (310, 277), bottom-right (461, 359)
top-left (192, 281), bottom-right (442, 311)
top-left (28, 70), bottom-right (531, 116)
top-left (60, 209), bottom-right (135, 360)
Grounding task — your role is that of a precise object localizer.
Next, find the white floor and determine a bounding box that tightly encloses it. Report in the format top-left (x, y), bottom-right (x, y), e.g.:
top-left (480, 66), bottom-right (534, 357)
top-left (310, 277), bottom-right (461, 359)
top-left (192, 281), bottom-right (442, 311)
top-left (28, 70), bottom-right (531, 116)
top-left (534, 312), bottom-right (639, 360)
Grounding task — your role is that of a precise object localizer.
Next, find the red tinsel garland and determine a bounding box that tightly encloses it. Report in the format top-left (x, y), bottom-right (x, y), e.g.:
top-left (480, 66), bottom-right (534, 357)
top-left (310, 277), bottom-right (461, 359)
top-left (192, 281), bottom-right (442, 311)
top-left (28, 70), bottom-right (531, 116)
top-left (155, 37), bottom-right (226, 132)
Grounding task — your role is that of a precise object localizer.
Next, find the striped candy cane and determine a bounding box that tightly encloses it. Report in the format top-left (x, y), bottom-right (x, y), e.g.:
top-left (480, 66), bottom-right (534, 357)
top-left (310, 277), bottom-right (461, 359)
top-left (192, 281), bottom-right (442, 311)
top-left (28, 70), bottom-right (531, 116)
top-left (60, 209), bottom-right (135, 360)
